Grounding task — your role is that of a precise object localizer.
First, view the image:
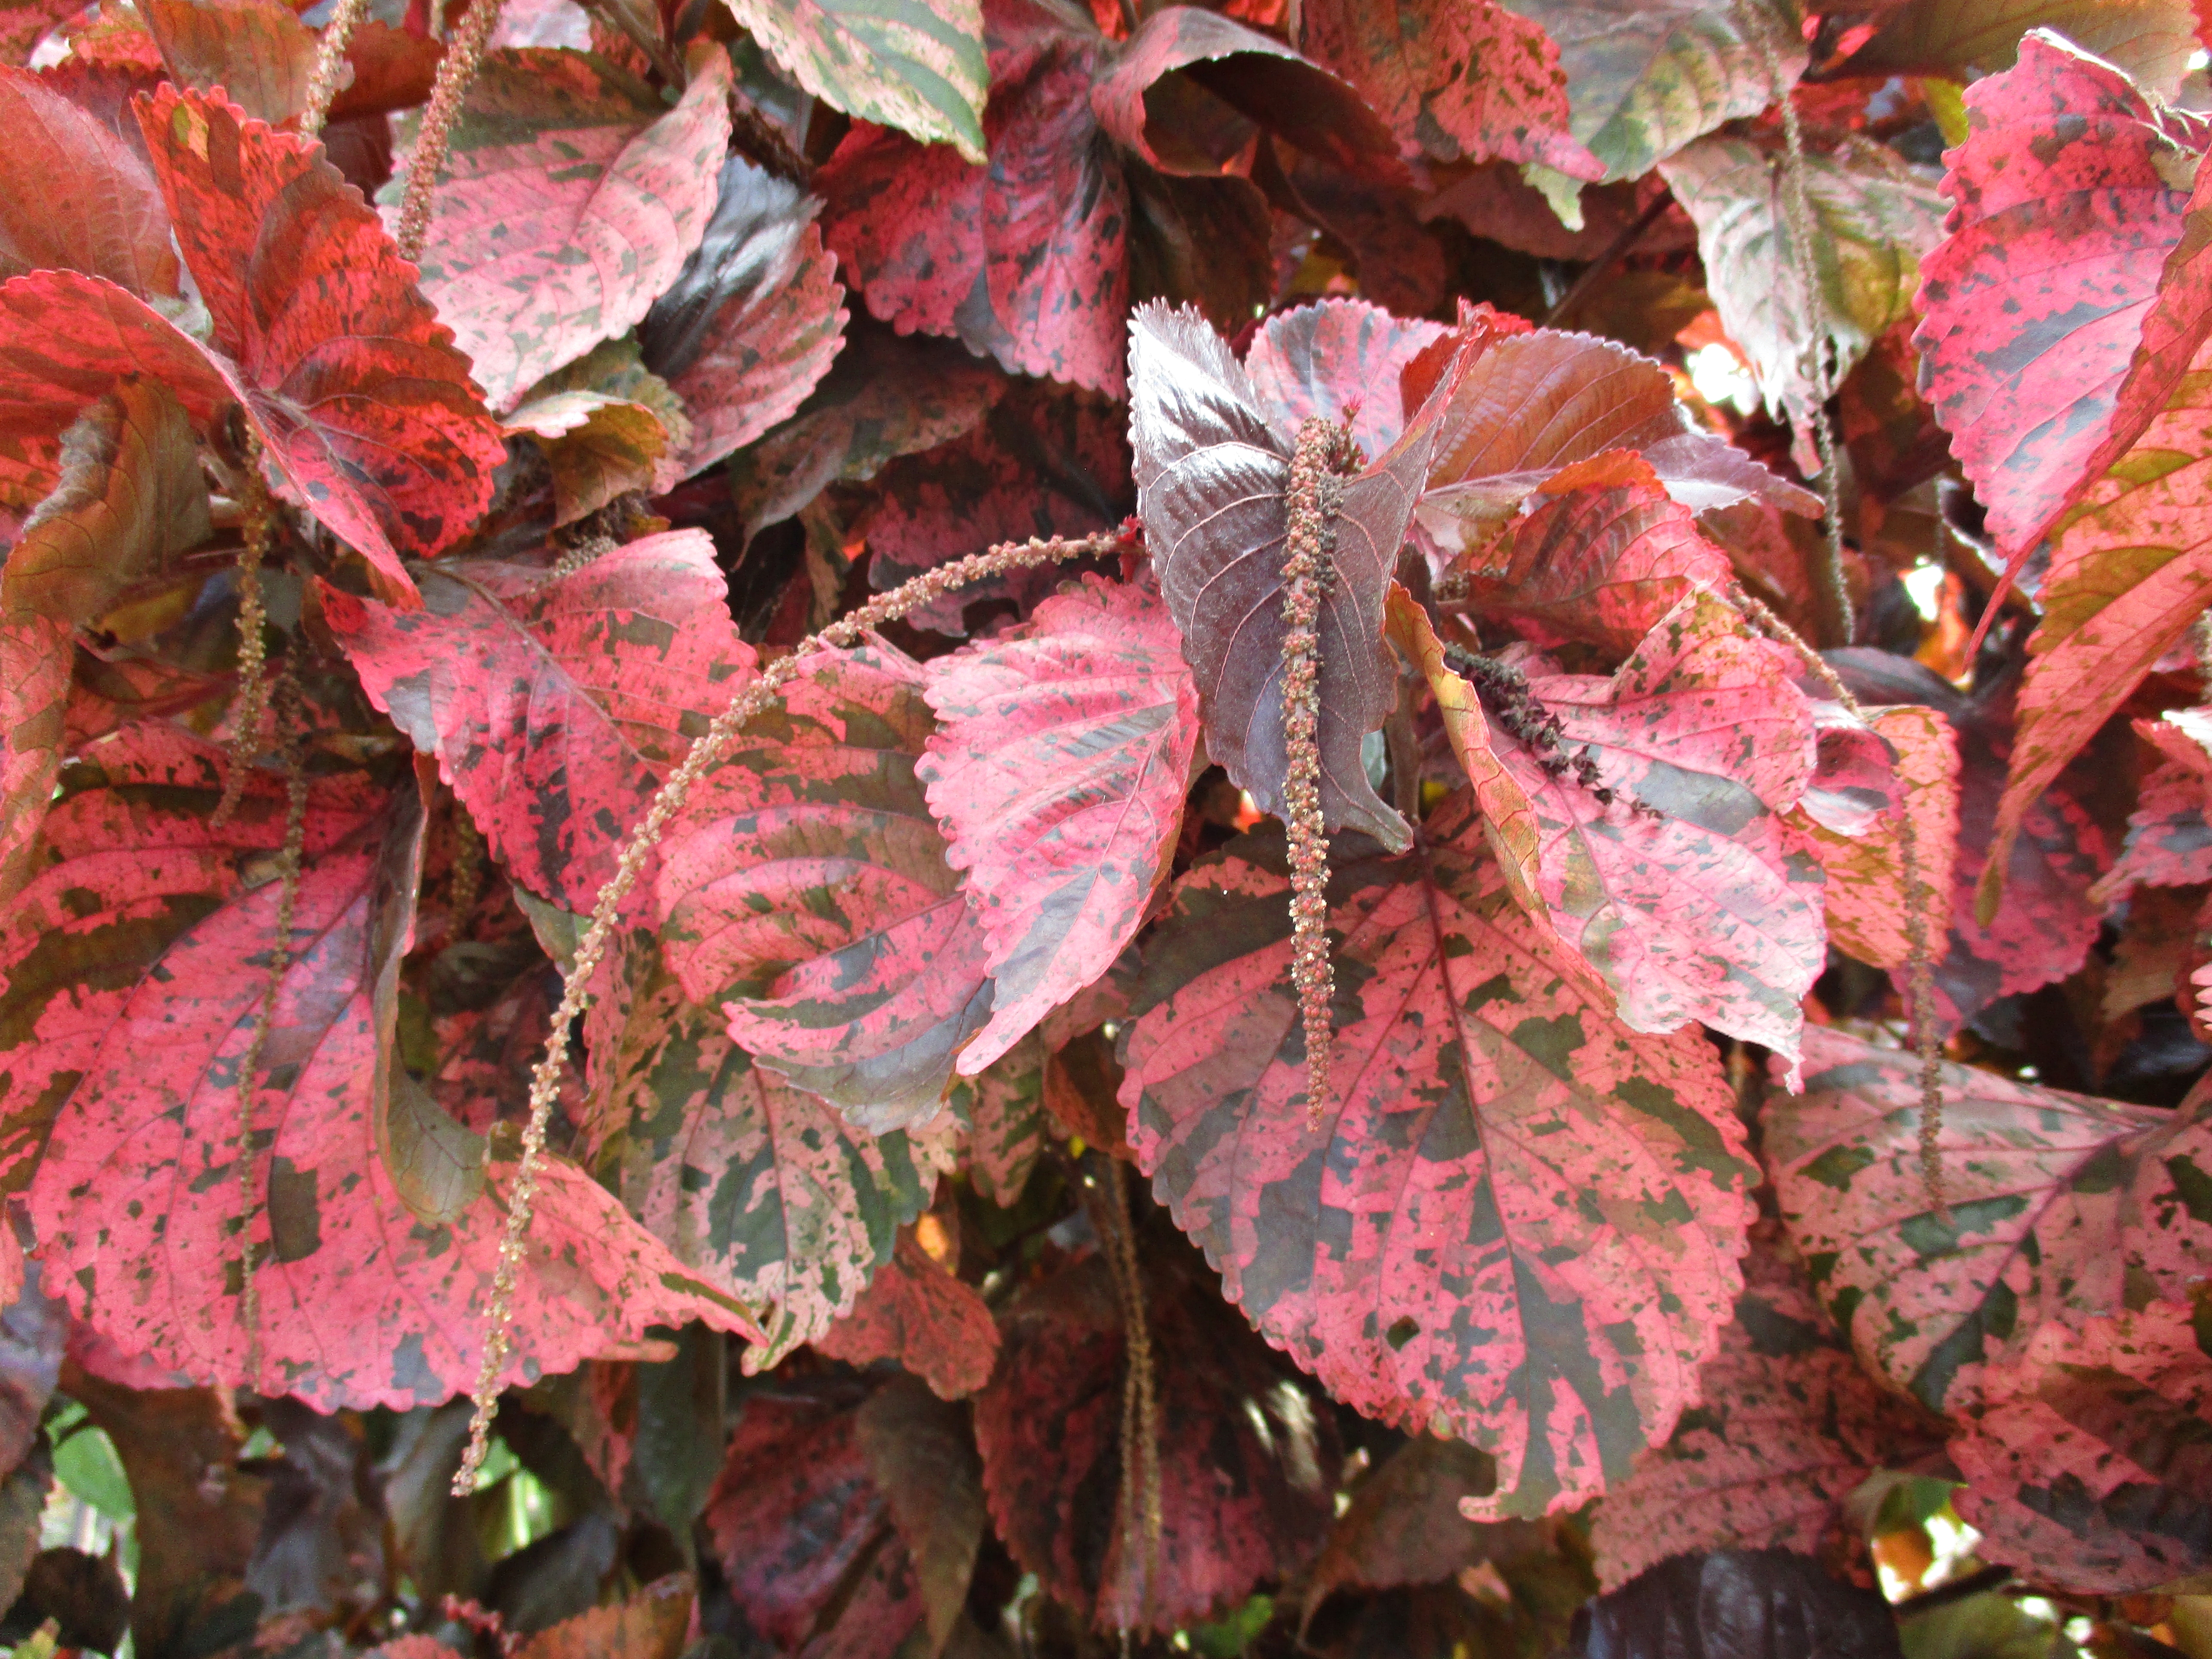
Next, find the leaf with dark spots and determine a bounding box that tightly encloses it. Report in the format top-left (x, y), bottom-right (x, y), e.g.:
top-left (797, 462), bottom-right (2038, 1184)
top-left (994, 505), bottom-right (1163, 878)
top-left (11, 736), bottom-right (761, 1408)
top-left (0, 611), bottom-right (70, 905)
top-left (1565, 1549), bottom-right (1903, 1659)
top-left (0, 65), bottom-right (177, 297)
top-left (1766, 1024), bottom-right (2212, 1416)
top-left (6, 375), bottom-right (209, 628)
top-left (656, 643), bottom-right (994, 1131)
top-left (918, 577), bottom-right (1196, 1073)
top-left (1241, 298), bottom-right (1446, 465)
top-left (1415, 328), bottom-right (1816, 566)
top-left (1492, 0), bottom-right (1807, 183)
top-left (1589, 1232), bottom-right (1940, 1589)
top-left (141, 0), bottom-right (317, 126)
top-left (1120, 800), bottom-right (1756, 1518)
top-left (1829, 0), bottom-right (2200, 99)
top-left (394, 45), bottom-right (732, 413)
top-left (973, 1237), bottom-right (1341, 1631)
top-left (720, 0), bottom-right (988, 164)
top-left (323, 529), bottom-right (757, 912)
top-left (638, 154), bottom-right (848, 478)
top-left (814, 1227), bottom-right (1000, 1400)
top-left (1949, 1300), bottom-right (2212, 1593)
top-left (2096, 710), bottom-right (2212, 901)
top-left (1300, 0), bottom-right (1599, 176)
top-left (705, 1375), bottom-right (930, 1659)
top-left (1128, 299), bottom-right (1485, 851)
top-left (1477, 586), bottom-right (1829, 1067)
top-left (1911, 31), bottom-right (2212, 566)
top-left (578, 928), bottom-right (960, 1367)
top-left (817, 0), bottom-right (1389, 398)
top-left (1457, 450), bottom-right (1740, 659)
top-left (137, 86), bottom-right (506, 596)
top-left (512, 1574), bottom-right (695, 1659)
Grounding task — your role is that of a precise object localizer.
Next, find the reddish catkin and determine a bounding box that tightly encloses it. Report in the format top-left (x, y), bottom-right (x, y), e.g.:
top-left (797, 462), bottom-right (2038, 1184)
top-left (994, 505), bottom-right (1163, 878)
top-left (215, 435), bottom-right (276, 828)
top-left (297, 0), bottom-right (370, 139)
top-left (1100, 1158), bottom-right (1161, 1638)
top-left (393, 0), bottom-right (510, 263)
top-left (453, 529), bottom-right (1133, 1491)
top-left (1282, 416), bottom-right (1357, 1124)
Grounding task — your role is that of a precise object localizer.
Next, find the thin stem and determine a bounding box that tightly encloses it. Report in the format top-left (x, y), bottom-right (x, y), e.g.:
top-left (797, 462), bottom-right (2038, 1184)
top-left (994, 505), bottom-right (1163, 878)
top-left (298, 0), bottom-right (370, 138)
top-left (393, 0), bottom-right (508, 263)
top-left (452, 529), bottom-right (1132, 1493)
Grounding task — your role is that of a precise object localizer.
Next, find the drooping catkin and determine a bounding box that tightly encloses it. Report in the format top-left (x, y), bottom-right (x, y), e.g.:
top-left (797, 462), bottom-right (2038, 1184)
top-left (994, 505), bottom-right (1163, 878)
top-left (215, 435), bottom-right (276, 828)
top-left (1101, 1157), bottom-right (1161, 1635)
top-left (236, 672), bottom-right (310, 1389)
top-left (452, 528), bottom-right (1132, 1492)
top-left (393, 0), bottom-right (509, 263)
top-left (298, 0), bottom-right (370, 139)
top-left (1282, 417), bottom-right (1357, 1125)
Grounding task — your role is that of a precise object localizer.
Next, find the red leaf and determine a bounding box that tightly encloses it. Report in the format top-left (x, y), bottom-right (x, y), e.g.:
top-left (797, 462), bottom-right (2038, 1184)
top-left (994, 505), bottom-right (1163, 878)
top-left (918, 577), bottom-right (1197, 1073)
top-left (1912, 32), bottom-right (2212, 564)
top-left (0, 613), bottom-right (64, 905)
top-left (1416, 328), bottom-right (1816, 565)
top-left (818, 0), bottom-right (1387, 397)
top-left (580, 932), bottom-right (960, 1368)
top-left (1483, 587), bottom-right (1829, 1068)
top-left (8, 731), bottom-right (759, 1406)
top-left (639, 156), bottom-right (848, 478)
top-left (1765, 1024), bottom-right (2212, 1415)
top-left (513, 1577), bottom-right (695, 1659)
top-left (141, 0), bottom-right (316, 126)
top-left (399, 45), bottom-right (733, 412)
top-left (1300, 0), bottom-right (1599, 177)
top-left (2095, 710), bottom-right (2212, 900)
top-left (946, 1033), bottom-right (1048, 1205)
top-left (138, 87), bottom-right (506, 595)
top-left (705, 1376), bottom-right (934, 1659)
top-left (1128, 301), bottom-right (1483, 852)
top-left (1119, 800), bottom-right (1756, 1518)
top-left (1457, 450), bottom-right (1741, 658)
top-left (1950, 1302), bottom-right (2212, 1593)
top-left (814, 1228), bottom-right (1000, 1399)
top-left (1791, 703), bottom-right (1960, 973)
top-left (972, 1240), bottom-right (1341, 1631)
top-left (0, 66), bottom-right (177, 297)
top-left (1589, 1232), bottom-right (1939, 1590)
top-left (657, 644), bottom-right (993, 1130)
top-left (323, 529), bottom-right (757, 912)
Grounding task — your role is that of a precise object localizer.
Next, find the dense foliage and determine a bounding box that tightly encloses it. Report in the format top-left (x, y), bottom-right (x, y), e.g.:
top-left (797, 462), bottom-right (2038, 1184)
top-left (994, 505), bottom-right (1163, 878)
top-left (0, 0), bottom-right (2209, 1655)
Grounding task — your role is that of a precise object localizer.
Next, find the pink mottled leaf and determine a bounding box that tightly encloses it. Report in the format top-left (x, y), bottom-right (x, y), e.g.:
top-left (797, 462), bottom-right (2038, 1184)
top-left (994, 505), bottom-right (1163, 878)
top-left (1491, 0), bottom-right (1806, 182)
top-left (1240, 297), bottom-right (1446, 464)
top-left (659, 644), bottom-right (990, 1130)
top-left (1765, 1023), bottom-right (2212, 1416)
top-left (6, 375), bottom-right (209, 627)
top-left (1911, 32), bottom-right (2212, 566)
top-left (720, 0), bottom-right (987, 163)
top-left (0, 612), bottom-right (67, 904)
top-left (322, 529), bottom-right (757, 912)
top-left (1458, 450), bottom-right (1740, 659)
top-left (2095, 710), bottom-right (2212, 901)
top-left (973, 1238), bottom-right (1340, 1632)
top-left (0, 66), bottom-right (177, 297)
top-left (639, 155), bottom-right (848, 478)
top-left (814, 1228), bottom-right (1000, 1400)
top-left (1589, 1233), bottom-right (1939, 1590)
top-left (8, 732), bottom-right (760, 1407)
top-left (137, 87), bottom-right (505, 597)
top-left (1415, 328), bottom-right (1816, 565)
top-left (918, 577), bottom-right (1197, 1074)
top-left (1120, 799), bottom-right (1756, 1517)
top-left (397, 45), bottom-right (732, 412)
top-left (1300, 0), bottom-right (1599, 176)
top-left (705, 1376), bottom-right (932, 1659)
top-left (1481, 586), bottom-right (1829, 1068)
top-left (1128, 300), bottom-right (1484, 853)
top-left (579, 930), bottom-right (959, 1368)
top-left (1792, 705), bottom-right (1960, 972)
top-left (1951, 1301), bottom-right (2212, 1592)
top-left (945, 1033), bottom-right (1048, 1205)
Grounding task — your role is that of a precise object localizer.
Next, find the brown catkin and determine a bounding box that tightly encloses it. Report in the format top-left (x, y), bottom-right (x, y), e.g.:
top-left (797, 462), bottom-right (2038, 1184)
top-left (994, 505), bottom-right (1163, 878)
top-left (447, 800), bottom-right (483, 942)
top-left (1282, 416), bottom-right (1356, 1125)
top-left (1101, 1158), bottom-right (1161, 1635)
top-left (452, 529), bottom-right (1132, 1492)
top-left (297, 0), bottom-right (370, 139)
top-left (236, 673), bottom-right (310, 1389)
top-left (393, 0), bottom-right (509, 263)
top-left (216, 437), bottom-right (276, 828)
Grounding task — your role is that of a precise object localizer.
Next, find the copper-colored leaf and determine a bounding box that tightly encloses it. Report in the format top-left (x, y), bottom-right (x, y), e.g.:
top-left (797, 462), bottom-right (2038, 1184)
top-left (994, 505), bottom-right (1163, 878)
top-left (814, 1228), bottom-right (1000, 1400)
top-left (0, 65), bottom-right (178, 297)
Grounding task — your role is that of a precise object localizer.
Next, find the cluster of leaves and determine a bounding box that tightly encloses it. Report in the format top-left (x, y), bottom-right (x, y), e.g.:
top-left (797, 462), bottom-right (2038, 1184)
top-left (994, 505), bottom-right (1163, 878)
top-left (3, 0), bottom-right (2212, 1654)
